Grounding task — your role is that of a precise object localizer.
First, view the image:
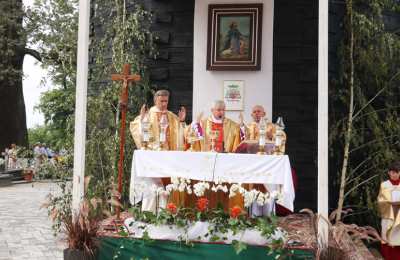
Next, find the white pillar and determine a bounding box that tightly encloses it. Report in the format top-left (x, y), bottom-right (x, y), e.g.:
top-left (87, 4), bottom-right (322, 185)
top-left (72, 0), bottom-right (91, 214)
top-left (318, 0), bottom-right (329, 242)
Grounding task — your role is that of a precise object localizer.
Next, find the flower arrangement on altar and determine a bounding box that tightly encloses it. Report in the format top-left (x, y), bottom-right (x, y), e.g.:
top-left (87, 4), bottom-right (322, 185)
top-left (124, 177), bottom-right (287, 255)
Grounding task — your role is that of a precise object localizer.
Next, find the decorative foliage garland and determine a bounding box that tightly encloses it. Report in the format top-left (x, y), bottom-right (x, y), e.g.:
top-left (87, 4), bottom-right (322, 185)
top-left (124, 202), bottom-right (287, 256)
top-left (124, 177), bottom-right (287, 256)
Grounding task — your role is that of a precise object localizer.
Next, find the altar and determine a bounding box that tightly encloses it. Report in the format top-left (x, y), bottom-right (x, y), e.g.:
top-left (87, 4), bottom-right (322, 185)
top-left (129, 150), bottom-right (295, 212)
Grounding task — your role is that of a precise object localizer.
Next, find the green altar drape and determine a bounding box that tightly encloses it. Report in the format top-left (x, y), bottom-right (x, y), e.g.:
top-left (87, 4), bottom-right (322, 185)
top-left (98, 237), bottom-right (314, 260)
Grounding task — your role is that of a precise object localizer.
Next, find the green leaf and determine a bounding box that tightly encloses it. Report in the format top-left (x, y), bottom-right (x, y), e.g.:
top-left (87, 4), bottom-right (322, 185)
top-left (210, 235), bottom-right (220, 242)
top-left (232, 240), bottom-right (247, 255)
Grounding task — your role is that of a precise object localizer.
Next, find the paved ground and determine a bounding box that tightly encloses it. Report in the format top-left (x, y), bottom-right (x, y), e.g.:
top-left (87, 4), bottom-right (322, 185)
top-left (0, 182), bottom-right (64, 260)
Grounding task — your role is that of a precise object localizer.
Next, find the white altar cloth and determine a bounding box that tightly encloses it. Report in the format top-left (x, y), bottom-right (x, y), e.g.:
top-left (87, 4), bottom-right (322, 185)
top-left (130, 150), bottom-right (295, 211)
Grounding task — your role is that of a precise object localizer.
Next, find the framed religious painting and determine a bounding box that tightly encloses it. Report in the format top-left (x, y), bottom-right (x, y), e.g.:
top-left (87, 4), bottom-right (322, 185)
top-left (223, 80), bottom-right (244, 111)
top-left (207, 4), bottom-right (263, 71)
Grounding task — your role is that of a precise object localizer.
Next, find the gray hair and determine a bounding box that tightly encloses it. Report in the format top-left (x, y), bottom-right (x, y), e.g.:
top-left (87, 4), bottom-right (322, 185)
top-left (153, 90), bottom-right (170, 102)
top-left (212, 100), bottom-right (225, 109)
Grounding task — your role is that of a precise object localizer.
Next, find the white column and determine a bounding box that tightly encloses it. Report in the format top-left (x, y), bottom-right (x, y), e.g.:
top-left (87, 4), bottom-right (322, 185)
top-left (318, 0), bottom-right (329, 242)
top-left (72, 0), bottom-right (91, 214)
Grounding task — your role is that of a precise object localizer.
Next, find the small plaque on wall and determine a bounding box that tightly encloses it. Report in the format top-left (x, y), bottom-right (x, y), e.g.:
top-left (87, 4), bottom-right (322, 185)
top-left (223, 80), bottom-right (244, 111)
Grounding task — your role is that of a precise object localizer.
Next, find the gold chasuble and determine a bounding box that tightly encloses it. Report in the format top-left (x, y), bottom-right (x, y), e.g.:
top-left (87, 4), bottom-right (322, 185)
top-left (190, 117), bottom-right (242, 210)
top-left (130, 106), bottom-right (185, 151)
top-left (378, 180), bottom-right (400, 246)
top-left (192, 117), bottom-right (241, 153)
top-left (244, 122), bottom-right (277, 141)
top-left (130, 106), bottom-right (187, 208)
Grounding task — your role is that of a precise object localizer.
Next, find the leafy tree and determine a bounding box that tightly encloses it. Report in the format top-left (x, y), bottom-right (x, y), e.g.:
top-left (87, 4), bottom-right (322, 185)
top-left (86, 0), bottom-right (156, 205)
top-left (25, 0), bottom-right (78, 151)
top-left (330, 0), bottom-right (400, 227)
top-left (30, 0), bottom-right (157, 223)
top-left (0, 0), bottom-right (41, 151)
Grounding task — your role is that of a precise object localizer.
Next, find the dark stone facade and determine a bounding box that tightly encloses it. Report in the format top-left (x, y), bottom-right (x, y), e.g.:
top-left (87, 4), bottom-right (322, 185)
top-left (136, 0), bottom-right (195, 120)
top-left (272, 0), bottom-right (319, 211)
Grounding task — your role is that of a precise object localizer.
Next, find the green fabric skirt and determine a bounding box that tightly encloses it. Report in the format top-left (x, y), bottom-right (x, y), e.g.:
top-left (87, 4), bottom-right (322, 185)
top-left (98, 237), bottom-right (314, 260)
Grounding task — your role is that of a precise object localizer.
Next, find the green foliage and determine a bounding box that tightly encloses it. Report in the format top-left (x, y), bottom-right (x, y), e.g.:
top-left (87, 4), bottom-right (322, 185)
top-left (0, 0), bottom-right (25, 84)
top-left (329, 0), bottom-right (400, 228)
top-left (128, 205), bottom-right (285, 255)
top-left (26, 0), bottom-right (156, 202)
top-left (35, 0), bottom-right (157, 230)
top-left (24, 0), bottom-right (78, 151)
top-left (232, 240), bottom-right (247, 255)
top-left (85, 0), bottom-right (156, 209)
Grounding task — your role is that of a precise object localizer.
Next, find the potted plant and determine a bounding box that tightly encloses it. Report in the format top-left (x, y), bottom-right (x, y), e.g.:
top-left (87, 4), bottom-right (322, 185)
top-left (22, 169), bottom-right (34, 182)
top-left (63, 201), bottom-right (99, 260)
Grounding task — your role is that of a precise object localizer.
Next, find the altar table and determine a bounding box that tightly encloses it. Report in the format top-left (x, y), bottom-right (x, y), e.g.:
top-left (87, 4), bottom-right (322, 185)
top-left (130, 150), bottom-right (295, 211)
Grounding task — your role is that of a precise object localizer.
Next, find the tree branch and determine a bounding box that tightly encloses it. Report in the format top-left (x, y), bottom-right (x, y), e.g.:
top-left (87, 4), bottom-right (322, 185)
top-left (344, 174), bottom-right (380, 199)
top-left (24, 48), bottom-right (42, 62)
top-left (352, 70), bottom-right (400, 120)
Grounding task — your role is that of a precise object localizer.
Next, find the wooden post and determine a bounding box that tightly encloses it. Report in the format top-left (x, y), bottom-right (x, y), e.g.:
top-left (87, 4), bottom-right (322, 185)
top-left (72, 0), bottom-right (91, 215)
top-left (111, 64), bottom-right (141, 219)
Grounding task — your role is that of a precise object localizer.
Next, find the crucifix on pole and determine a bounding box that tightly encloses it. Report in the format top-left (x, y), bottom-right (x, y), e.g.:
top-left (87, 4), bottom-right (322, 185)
top-left (111, 64), bottom-right (141, 219)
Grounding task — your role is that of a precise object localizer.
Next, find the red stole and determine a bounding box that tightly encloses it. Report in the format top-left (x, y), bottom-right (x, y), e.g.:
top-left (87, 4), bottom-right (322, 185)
top-left (390, 179), bottom-right (400, 186)
top-left (211, 122), bottom-right (224, 152)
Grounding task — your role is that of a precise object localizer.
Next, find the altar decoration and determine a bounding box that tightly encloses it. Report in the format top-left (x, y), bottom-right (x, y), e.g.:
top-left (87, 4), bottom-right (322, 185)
top-left (97, 212), bottom-right (317, 260)
top-left (130, 150), bottom-right (295, 212)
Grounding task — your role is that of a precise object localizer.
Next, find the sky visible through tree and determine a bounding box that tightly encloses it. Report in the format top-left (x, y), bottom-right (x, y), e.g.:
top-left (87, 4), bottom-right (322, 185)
top-left (22, 0), bottom-right (51, 128)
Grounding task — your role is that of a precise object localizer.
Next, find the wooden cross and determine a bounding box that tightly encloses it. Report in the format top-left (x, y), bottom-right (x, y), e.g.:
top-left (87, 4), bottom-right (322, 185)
top-left (111, 64), bottom-right (141, 219)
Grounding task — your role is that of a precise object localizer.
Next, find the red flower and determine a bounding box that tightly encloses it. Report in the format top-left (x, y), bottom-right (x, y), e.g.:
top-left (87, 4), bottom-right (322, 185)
top-left (166, 203), bottom-right (177, 214)
top-left (230, 206), bottom-right (242, 218)
top-left (196, 198), bottom-right (209, 212)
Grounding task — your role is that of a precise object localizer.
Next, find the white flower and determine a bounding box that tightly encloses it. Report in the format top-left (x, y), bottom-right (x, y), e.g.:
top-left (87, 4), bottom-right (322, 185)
top-left (193, 181), bottom-right (209, 197)
top-left (270, 227), bottom-right (287, 242)
top-left (178, 182), bottom-right (186, 192)
top-left (221, 185), bottom-right (228, 193)
top-left (244, 189), bottom-right (259, 207)
top-left (256, 193), bottom-right (266, 206)
top-left (186, 186), bottom-right (192, 195)
top-left (229, 184), bottom-right (240, 198)
top-left (212, 184), bottom-right (228, 193)
top-left (166, 184), bottom-right (175, 193)
top-left (171, 176), bottom-right (180, 186)
top-left (270, 190), bottom-right (282, 200)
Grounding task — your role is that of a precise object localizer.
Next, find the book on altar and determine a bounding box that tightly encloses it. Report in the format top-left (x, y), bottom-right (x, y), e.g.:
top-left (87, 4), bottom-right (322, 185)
top-left (234, 140), bottom-right (275, 154)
